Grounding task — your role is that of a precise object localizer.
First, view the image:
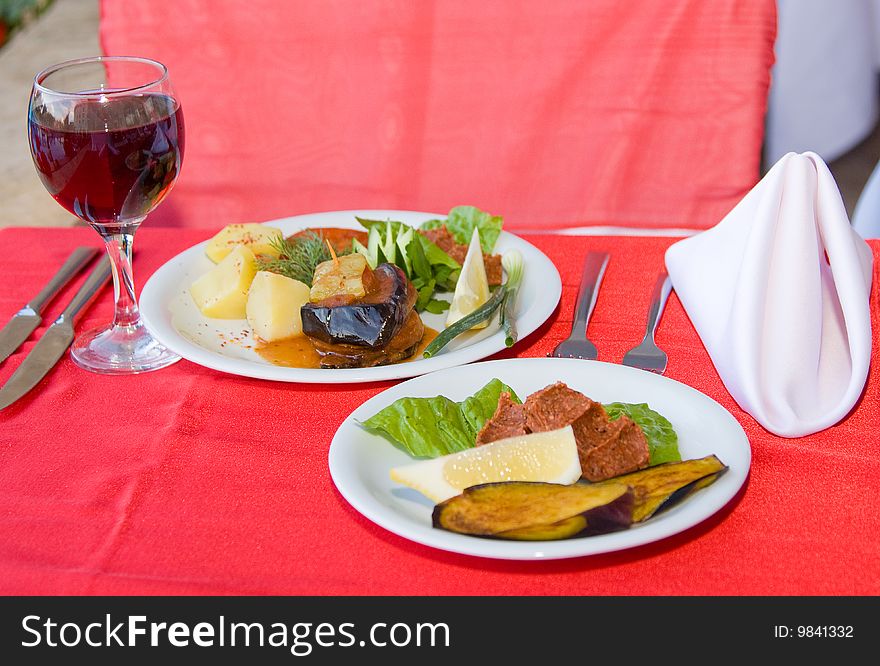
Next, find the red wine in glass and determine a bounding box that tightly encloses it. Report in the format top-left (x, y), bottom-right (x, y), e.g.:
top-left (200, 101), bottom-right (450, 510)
top-left (29, 93), bottom-right (184, 231)
top-left (28, 56), bottom-right (184, 374)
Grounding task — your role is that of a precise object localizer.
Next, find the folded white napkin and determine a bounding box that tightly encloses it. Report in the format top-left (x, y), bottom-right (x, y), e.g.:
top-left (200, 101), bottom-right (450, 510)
top-left (665, 152), bottom-right (874, 437)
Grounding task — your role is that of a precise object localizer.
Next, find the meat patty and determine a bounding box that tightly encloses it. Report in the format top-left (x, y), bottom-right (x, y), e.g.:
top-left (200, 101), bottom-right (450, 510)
top-left (522, 382), bottom-right (649, 481)
top-left (579, 418), bottom-right (649, 482)
top-left (419, 226), bottom-right (503, 286)
top-left (475, 392), bottom-right (528, 445)
top-left (288, 227), bottom-right (369, 254)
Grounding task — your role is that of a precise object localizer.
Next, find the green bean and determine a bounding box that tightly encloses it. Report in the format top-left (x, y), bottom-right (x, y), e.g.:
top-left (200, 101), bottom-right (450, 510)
top-left (422, 286), bottom-right (506, 358)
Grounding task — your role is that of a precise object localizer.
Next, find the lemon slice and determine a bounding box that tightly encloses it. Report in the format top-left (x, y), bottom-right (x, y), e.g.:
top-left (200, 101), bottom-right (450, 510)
top-left (446, 228), bottom-right (490, 329)
top-left (389, 426), bottom-right (581, 503)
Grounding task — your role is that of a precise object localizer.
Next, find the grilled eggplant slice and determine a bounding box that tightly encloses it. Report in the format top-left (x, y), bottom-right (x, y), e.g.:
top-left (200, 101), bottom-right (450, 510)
top-left (433, 481), bottom-right (633, 539)
top-left (494, 516), bottom-right (589, 541)
top-left (597, 454), bottom-right (727, 522)
top-left (495, 488), bottom-right (635, 540)
top-left (431, 456), bottom-right (728, 541)
top-left (301, 263), bottom-right (416, 348)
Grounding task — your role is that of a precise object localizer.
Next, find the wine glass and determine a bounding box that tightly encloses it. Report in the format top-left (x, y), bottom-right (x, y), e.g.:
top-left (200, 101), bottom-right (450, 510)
top-left (28, 56), bottom-right (184, 374)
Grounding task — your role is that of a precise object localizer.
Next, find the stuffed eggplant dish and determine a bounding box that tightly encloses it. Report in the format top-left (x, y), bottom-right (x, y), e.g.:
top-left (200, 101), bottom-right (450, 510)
top-left (187, 206), bottom-right (523, 370)
top-left (301, 256), bottom-right (425, 368)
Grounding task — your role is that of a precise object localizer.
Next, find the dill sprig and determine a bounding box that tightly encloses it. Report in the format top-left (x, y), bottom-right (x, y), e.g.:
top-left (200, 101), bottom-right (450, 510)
top-left (257, 231), bottom-right (332, 285)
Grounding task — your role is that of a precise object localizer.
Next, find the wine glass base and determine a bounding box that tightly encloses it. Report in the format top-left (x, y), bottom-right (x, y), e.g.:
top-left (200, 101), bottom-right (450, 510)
top-left (71, 322), bottom-right (180, 374)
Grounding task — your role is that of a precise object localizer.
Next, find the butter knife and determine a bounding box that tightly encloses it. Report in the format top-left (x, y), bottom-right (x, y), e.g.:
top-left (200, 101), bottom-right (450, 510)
top-left (0, 246), bottom-right (99, 364)
top-left (0, 255), bottom-right (111, 410)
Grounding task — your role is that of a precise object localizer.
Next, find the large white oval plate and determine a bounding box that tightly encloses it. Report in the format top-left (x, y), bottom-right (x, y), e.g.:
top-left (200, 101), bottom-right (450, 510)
top-left (329, 357), bottom-right (751, 560)
top-left (140, 210), bottom-right (561, 383)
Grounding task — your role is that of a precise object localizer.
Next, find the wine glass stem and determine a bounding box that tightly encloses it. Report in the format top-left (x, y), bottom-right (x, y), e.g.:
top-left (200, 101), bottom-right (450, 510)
top-left (101, 224), bottom-right (141, 329)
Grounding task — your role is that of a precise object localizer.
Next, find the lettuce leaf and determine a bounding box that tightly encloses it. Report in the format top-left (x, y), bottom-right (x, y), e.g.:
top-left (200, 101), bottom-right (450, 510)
top-left (416, 233), bottom-right (460, 270)
top-left (604, 402), bottom-right (680, 465)
top-left (360, 379), bottom-right (521, 458)
top-left (460, 380), bottom-right (521, 435)
top-left (421, 205), bottom-right (503, 253)
top-left (362, 379), bottom-right (679, 465)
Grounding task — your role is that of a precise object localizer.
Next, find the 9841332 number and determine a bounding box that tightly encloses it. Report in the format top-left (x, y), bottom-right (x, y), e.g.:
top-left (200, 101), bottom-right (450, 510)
top-left (796, 626), bottom-right (854, 638)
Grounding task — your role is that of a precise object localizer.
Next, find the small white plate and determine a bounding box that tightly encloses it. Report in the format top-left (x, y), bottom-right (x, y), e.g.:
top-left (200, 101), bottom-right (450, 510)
top-left (329, 357), bottom-right (751, 560)
top-left (139, 210), bottom-right (561, 383)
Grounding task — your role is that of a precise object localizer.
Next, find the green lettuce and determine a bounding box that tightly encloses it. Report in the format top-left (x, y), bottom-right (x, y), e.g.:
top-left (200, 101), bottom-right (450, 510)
top-left (360, 379), bottom-right (521, 458)
top-left (421, 205), bottom-right (504, 253)
top-left (604, 402), bottom-right (680, 465)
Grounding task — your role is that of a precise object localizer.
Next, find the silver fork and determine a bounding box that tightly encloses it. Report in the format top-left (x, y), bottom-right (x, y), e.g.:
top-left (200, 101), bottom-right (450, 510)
top-left (622, 272), bottom-right (673, 373)
top-left (551, 252), bottom-right (609, 360)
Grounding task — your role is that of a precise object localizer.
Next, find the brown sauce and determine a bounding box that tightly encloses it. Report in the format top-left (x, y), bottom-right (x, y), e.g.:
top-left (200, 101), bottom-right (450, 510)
top-left (407, 326), bottom-right (439, 362)
top-left (255, 326), bottom-right (439, 369)
top-left (255, 336), bottom-right (322, 368)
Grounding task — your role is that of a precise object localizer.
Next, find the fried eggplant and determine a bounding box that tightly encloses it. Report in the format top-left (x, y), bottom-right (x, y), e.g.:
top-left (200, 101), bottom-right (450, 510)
top-left (433, 481), bottom-right (633, 539)
top-left (597, 454), bottom-right (728, 522)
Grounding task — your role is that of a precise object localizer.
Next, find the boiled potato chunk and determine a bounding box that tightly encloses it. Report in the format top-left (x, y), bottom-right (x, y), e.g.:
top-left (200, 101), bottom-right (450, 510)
top-left (190, 245), bottom-right (258, 318)
top-left (246, 271), bottom-right (311, 342)
top-left (205, 223), bottom-right (283, 263)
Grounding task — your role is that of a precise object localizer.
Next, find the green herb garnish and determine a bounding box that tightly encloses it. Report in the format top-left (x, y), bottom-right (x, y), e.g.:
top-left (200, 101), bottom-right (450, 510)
top-left (256, 231), bottom-right (333, 284)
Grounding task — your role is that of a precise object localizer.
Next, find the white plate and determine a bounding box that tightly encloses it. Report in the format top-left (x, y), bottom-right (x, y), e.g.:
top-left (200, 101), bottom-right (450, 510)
top-left (139, 210), bottom-right (561, 383)
top-left (329, 357), bottom-right (751, 560)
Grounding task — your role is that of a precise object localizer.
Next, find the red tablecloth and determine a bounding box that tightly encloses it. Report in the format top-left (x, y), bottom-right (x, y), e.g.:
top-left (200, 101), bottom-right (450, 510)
top-left (99, 0), bottom-right (775, 230)
top-left (1, 227), bottom-right (878, 595)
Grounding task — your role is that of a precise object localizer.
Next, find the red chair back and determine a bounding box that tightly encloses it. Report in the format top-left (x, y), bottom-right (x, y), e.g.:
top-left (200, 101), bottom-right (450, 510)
top-left (101, 0), bottom-right (776, 230)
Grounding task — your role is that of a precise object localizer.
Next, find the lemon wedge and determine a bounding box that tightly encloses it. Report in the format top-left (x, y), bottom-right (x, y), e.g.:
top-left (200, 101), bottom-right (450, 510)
top-left (446, 228), bottom-right (490, 329)
top-left (389, 426), bottom-right (581, 504)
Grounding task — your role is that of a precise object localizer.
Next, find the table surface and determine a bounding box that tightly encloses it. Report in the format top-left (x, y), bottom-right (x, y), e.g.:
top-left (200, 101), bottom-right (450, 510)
top-left (1, 226), bottom-right (878, 595)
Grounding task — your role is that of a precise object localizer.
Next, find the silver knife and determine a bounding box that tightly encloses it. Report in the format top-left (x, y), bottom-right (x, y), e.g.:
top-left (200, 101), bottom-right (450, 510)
top-left (0, 255), bottom-right (112, 410)
top-left (0, 246), bottom-right (99, 364)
